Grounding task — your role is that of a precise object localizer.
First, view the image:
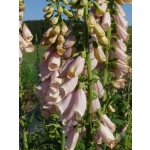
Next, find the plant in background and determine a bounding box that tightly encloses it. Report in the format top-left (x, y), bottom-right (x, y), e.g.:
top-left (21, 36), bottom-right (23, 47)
top-left (19, 0), bottom-right (132, 149)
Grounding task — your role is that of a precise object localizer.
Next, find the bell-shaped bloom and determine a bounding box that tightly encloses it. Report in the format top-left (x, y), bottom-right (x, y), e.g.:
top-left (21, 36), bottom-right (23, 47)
top-left (57, 44), bottom-right (66, 55)
top-left (67, 56), bottom-right (85, 78)
top-left (112, 79), bottom-right (126, 89)
top-left (116, 4), bottom-right (125, 17)
top-left (39, 67), bottom-right (52, 81)
top-left (42, 46), bottom-right (54, 61)
top-left (63, 115), bottom-right (77, 137)
top-left (92, 98), bottom-right (101, 112)
top-left (116, 24), bottom-right (129, 42)
top-left (98, 123), bottom-right (117, 149)
top-left (48, 52), bottom-right (60, 71)
top-left (39, 59), bottom-right (49, 72)
top-left (65, 128), bottom-right (79, 150)
top-left (94, 22), bottom-right (105, 37)
top-left (59, 58), bottom-right (74, 78)
top-left (93, 128), bottom-right (103, 144)
top-left (91, 58), bottom-right (98, 70)
top-left (94, 46), bottom-right (106, 63)
top-left (63, 34), bottom-right (76, 49)
top-left (100, 2), bottom-right (107, 12)
top-left (41, 103), bottom-right (55, 119)
top-left (61, 23), bottom-right (68, 35)
top-left (72, 88), bottom-right (87, 119)
top-left (22, 24), bottom-right (33, 43)
top-left (55, 91), bottom-right (76, 117)
top-left (24, 43), bottom-right (34, 52)
top-left (101, 12), bottom-right (111, 31)
top-left (48, 83), bottom-right (60, 98)
top-left (19, 34), bottom-right (29, 49)
top-left (43, 27), bottom-right (53, 38)
top-left (116, 59), bottom-right (130, 74)
top-left (59, 77), bottom-right (78, 98)
top-left (97, 35), bottom-right (108, 45)
top-left (86, 13), bottom-right (96, 28)
top-left (62, 47), bottom-right (76, 60)
top-left (92, 80), bottom-right (104, 98)
top-left (47, 34), bottom-right (58, 45)
top-left (61, 110), bottom-right (74, 125)
top-left (111, 39), bottom-right (127, 52)
top-left (114, 47), bottom-right (129, 62)
top-left (50, 70), bottom-right (62, 84)
top-left (101, 114), bottom-right (116, 133)
top-left (113, 13), bottom-right (128, 30)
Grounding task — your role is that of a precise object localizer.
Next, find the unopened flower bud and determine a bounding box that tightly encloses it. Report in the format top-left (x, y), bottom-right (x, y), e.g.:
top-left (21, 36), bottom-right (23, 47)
top-left (57, 45), bottom-right (66, 55)
top-left (94, 46), bottom-right (106, 63)
top-left (19, 11), bottom-right (24, 20)
top-left (88, 27), bottom-right (94, 35)
top-left (51, 15), bottom-right (60, 25)
top-left (86, 13), bottom-right (96, 28)
top-left (43, 6), bottom-right (50, 12)
top-left (97, 35), bottom-right (108, 45)
top-left (69, 0), bottom-right (78, 4)
top-left (52, 25), bottom-right (60, 35)
top-left (76, 8), bottom-right (84, 19)
top-left (108, 105), bottom-right (115, 112)
top-left (48, 4), bottom-right (54, 13)
top-left (80, 0), bottom-right (88, 6)
top-left (92, 1), bottom-right (105, 14)
top-left (61, 23), bottom-right (68, 35)
top-left (62, 0), bottom-right (69, 5)
top-left (51, 0), bottom-right (57, 2)
top-left (58, 5), bottom-right (63, 14)
top-left (122, 124), bottom-right (129, 132)
top-left (63, 8), bottom-right (73, 18)
top-left (40, 38), bottom-right (49, 46)
top-left (94, 22), bottom-right (105, 37)
top-left (44, 13), bottom-right (53, 19)
top-left (19, 3), bottom-right (25, 11)
top-left (57, 34), bottom-right (65, 44)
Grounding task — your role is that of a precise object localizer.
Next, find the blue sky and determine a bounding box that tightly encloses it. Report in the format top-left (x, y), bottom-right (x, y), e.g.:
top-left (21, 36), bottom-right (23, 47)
top-left (23, 0), bottom-right (132, 25)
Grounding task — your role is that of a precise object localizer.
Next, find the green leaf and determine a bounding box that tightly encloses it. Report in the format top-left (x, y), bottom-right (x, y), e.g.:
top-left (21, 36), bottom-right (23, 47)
top-left (28, 110), bottom-right (35, 125)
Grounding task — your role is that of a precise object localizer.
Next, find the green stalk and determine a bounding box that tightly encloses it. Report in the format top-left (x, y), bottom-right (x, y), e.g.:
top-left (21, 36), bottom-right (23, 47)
top-left (21, 115), bottom-right (28, 149)
top-left (102, 27), bottom-right (111, 103)
top-left (61, 132), bottom-right (65, 150)
top-left (84, 4), bottom-right (93, 150)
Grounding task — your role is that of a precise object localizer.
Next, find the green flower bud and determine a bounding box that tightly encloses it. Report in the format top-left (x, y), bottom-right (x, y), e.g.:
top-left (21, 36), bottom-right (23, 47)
top-left (50, 15), bottom-right (60, 25)
top-left (93, 1), bottom-right (105, 14)
top-left (61, 0), bottom-right (69, 5)
top-left (57, 5), bottom-right (63, 14)
top-left (63, 8), bottom-right (73, 18)
top-left (44, 12), bottom-right (53, 19)
top-left (80, 0), bottom-right (88, 6)
top-left (86, 13), bottom-right (96, 28)
top-left (69, 0), bottom-right (78, 5)
top-left (47, 4), bottom-right (55, 14)
top-left (76, 8), bottom-right (84, 19)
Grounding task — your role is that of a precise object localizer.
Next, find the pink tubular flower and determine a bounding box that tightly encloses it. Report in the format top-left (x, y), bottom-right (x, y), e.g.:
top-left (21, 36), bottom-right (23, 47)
top-left (19, 20), bottom-right (22, 30)
top-left (122, 124), bottom-right (129, 132)
top-left (96, 146), bottom-right (103, 150)
top-left (19, 48), bottom-right (22, 64)
top-left (59, 58), bottom-right (74, 78)
top-left (100, 3), bottom-right (107, 13)
top-left (92, 98), bottom-right (101, 112)
top-left (116, 4), bottom-right (125, 17)
top-left (24, 43), bottom-right (34, 52)
top-left (116, 24), bottom-right (129, 42)
top-left (67, 56), bottom-right (85, 78)
top-left (114, 47), bottom-right (129, 62)
top-left (92, 80), bottom-right (104, 98)
top-left (112, 79), bottom-right (126, 89)
top-left (72, 88), bottom-right (87, 119)
top-left (19, 34), bottom-right (29, 49)
top-left (101, 12), bottom-right (111, 31)
top-left (113, 13), bottom-right (128, 30)
top-left (22, 24), bottom-right (33, 42)
top-left (111, 39), bottom-right (127, 52)
top-left (94, 46), bottom-right (106, 63)
top-left (62, 47), bottom-right (76, 60)
top-left (65, 128), bottom-right (79, 150)
top-left (101, 114), bottom-right (116, 133)
top-left (48, 52), bottom-right (60, 71)
top-left (59, 77), bottom-right (78, 98)
top-left (63, 34), bottom-right (76, 49)
top-left (39, 67), bottom-right (52, 81)
top-left (42, 46), bottom-right (54, 61)
top-left (98, 123), bottom-right (117, 149)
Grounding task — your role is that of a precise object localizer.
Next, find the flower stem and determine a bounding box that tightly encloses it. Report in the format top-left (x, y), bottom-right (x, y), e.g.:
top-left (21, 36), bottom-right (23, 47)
top-left (21, 115), bottom-right (28, 149)
top-left (84, 4), bottom-right (93, 150)
top-left (102, 27), bottom-right (111, 104)
top-left (61, 131), bottom-right (65, 150)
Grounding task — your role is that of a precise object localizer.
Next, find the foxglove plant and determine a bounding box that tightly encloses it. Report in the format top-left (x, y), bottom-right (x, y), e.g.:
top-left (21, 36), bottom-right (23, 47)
top-left (36, 0), bottom-right (132, 149)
